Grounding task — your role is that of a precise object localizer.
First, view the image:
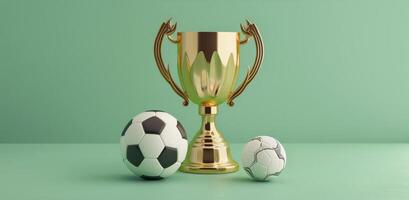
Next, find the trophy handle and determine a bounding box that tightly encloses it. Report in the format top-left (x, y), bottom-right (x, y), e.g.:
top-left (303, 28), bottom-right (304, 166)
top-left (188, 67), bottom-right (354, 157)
top-left (154, 19), bottom-right (189, 106)
top-left (227, 20), bottom-right (264, 106)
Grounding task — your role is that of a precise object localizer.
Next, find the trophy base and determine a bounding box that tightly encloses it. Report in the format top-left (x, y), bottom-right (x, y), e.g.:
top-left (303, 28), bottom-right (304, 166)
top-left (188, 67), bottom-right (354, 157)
top-left (179, 105), bottom-right (239, 174)
top-left (179, 161), bottom-right (239, 174)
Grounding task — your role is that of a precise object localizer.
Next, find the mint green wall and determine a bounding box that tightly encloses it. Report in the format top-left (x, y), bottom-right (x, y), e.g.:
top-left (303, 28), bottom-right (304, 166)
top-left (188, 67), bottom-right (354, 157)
top-left (1, 0), bottom-right (409, 143)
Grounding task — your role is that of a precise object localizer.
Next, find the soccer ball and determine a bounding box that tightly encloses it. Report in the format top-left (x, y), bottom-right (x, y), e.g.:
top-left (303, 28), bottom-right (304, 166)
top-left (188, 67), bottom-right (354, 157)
top-left (241, 136), bottom-right (287, 181)
top-left (120, 110), bottom-right (188, 180)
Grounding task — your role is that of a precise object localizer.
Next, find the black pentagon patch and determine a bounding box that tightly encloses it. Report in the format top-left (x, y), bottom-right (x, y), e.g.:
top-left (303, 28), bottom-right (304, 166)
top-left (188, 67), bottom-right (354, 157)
top-left (145, 109), bottom-right (164, 113)
top-left (140, 175), bottom-right (163, 180)
top-left (158, 147), bottom-right (178, 168)
top-left (177, 121), bottom-right (187, 139)
top-left (121, 119), bottom-right (133, 136)
top-left (142, 116), bottom-right (165, 134)
top-left (126, 145), bottom-right (144, 167)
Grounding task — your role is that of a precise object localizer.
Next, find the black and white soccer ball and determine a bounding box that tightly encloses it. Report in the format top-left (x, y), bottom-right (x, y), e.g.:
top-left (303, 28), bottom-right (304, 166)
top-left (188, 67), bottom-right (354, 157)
top-left (120, 110), bottom-right (188, 180)
top-left (241, 136), bottom-right (287, 181)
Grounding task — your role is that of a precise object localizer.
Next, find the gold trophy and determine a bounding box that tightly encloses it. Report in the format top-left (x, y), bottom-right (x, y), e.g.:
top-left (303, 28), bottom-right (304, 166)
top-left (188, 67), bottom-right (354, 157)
top-left (154, 19), bottom-right (264, 174)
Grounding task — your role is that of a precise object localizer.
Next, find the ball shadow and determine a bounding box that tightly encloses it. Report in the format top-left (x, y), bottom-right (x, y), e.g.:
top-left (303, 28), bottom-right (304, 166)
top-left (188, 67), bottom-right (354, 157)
top-left (225, 174), bottom-right (285, 185)
top-left (81, 173), bottom-right (167, 184)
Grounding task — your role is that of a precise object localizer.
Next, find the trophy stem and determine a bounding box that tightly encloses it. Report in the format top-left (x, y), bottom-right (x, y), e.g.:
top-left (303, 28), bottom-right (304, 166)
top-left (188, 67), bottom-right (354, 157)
top-left (179, 105), bottom-right (239, 174)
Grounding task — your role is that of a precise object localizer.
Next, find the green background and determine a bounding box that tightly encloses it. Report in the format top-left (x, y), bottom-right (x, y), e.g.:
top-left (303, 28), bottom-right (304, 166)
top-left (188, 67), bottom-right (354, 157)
top-left (1, 0), bottom-right (409, 143)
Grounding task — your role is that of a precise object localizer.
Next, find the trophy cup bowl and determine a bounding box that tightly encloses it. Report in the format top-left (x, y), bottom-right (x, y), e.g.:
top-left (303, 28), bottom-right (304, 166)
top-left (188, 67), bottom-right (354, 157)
top-left (154, 19), bottom-right (264, 174)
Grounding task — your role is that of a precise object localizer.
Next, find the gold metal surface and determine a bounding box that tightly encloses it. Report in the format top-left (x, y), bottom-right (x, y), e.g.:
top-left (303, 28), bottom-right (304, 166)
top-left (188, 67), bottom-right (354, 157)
top-left (177, 31), bottom-right (240, 106)
top-left (227, 20), bottom-right (264, 106)
top-left (153, 19), bottom-right (264, 174)
top-left (179, 105), bottom-right (238, 174)
top-left (154, 20), bottom-right (189, 106)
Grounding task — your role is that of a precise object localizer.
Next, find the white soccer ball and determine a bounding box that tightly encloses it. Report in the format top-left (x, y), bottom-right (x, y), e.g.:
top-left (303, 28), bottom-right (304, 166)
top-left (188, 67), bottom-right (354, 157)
top-left (241, 136), bottom-right (287, 181)
top-left (120, 110), bottom-right (188, 180)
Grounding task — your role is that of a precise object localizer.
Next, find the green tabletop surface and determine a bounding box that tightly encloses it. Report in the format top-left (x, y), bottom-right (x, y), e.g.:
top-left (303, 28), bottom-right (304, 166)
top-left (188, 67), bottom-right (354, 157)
top-left (1, 143), bottom-right (408, 200)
